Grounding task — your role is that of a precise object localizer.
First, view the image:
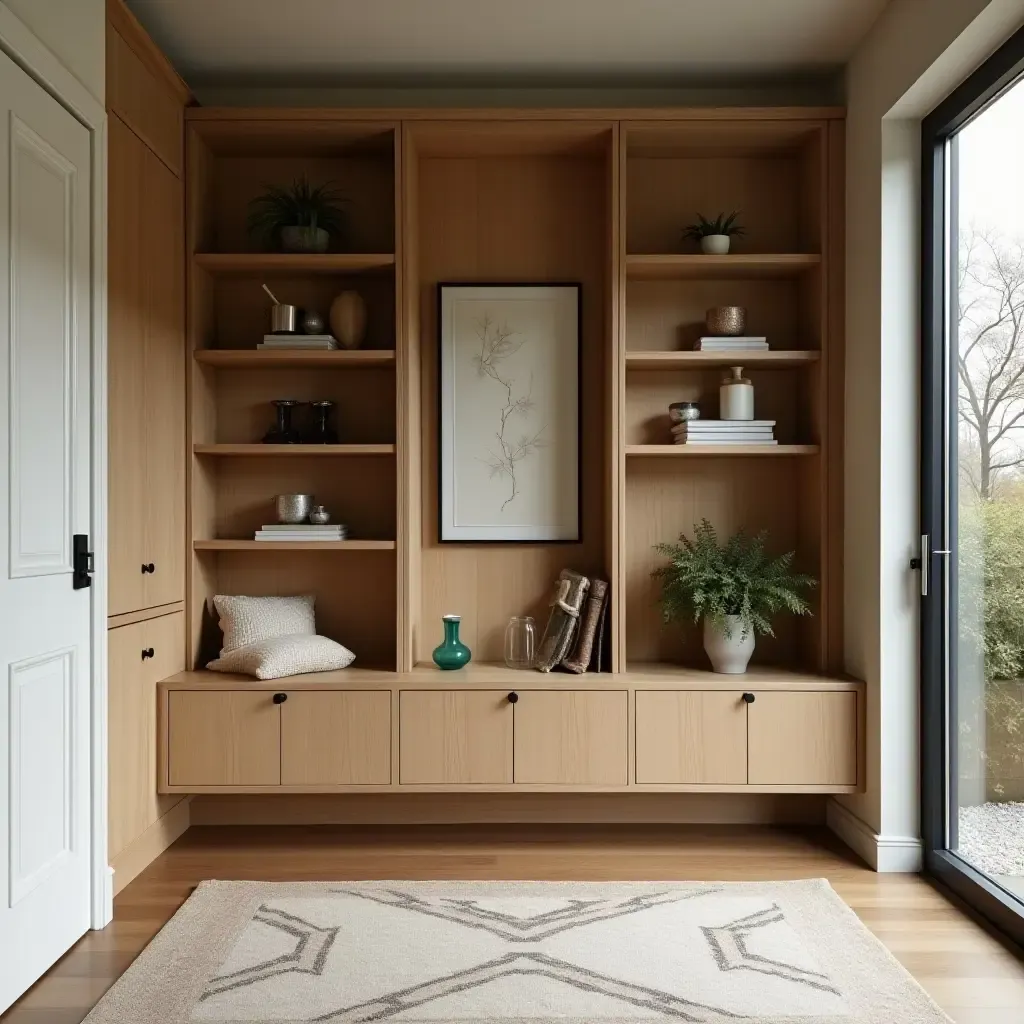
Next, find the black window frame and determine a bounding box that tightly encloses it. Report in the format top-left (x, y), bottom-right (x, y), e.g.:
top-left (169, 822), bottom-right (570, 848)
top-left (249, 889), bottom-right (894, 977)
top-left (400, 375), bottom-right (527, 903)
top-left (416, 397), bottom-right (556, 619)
top-left (921, 20), bottom-right (1024, 946)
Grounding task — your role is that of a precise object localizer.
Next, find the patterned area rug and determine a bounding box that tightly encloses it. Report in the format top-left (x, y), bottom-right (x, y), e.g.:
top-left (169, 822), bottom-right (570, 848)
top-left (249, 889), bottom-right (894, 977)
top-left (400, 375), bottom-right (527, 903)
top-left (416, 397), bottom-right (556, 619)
top-left (83, 879), bottom-right (950, 1023)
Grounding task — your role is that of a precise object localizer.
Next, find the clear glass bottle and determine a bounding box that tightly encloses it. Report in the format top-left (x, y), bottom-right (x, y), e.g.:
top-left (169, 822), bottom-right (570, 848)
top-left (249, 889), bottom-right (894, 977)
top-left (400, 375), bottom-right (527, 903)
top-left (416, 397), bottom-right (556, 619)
top-left (504, 616), bottom-right (536, 670)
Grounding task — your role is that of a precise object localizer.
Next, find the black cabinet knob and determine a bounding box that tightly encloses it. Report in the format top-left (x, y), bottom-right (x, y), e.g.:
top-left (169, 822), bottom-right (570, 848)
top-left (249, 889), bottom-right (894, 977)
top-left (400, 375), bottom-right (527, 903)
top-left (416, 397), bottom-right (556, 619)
top-left (141, 563), bottom-right (155, 574)
top-left (272, 692), bottom-right (288, 704)
top-left (141, 648), bottom-right (155, 660)
top-left (507, 691), bottom-right (519, 704)
top-left (741, 692), bottom-right (755, 704)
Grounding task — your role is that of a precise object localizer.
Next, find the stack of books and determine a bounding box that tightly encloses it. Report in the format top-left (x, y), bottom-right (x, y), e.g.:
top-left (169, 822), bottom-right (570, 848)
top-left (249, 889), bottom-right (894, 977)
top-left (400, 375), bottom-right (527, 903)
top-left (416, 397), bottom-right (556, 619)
top-left (694, 336), bottom-right (769, 352)
top-left (258, 334), bottom-right (338, 351)
top-left (672, 420), bottom-right (777, 446)
top-left (254, 523), bottom-right (349, 541)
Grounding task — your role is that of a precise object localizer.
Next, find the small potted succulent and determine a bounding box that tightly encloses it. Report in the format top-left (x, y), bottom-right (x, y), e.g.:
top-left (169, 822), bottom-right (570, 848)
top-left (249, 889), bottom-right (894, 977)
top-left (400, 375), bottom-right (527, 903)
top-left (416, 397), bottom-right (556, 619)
top-left (246, 176), bottom-right (349, 253)
top-left (651, 519), bottom-right (814, 674)
top-left (682, 211), bottom-right (744, 255)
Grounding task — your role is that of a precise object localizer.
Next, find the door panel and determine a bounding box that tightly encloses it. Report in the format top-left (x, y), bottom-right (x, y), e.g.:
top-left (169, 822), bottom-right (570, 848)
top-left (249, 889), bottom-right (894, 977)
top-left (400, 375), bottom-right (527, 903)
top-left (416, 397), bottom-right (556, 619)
top-left (0, 48), bottom-right (92, 1013)
top-left (108, 613), bottom-right (185, 859)
top-left (513, 691), bottom-right (628, 786)
top-left (747, 692), bottom-right (857, 786)
top-left (399, 690), bottom-right (512, 785)
top-left (282, 691), bottom-right (391, 785)
top-left (167, 691), bottom-right (280, 787)
top-left (140, 147), bottom-right (184, 608)
top-left (636, 690), bottom-right (747, 784)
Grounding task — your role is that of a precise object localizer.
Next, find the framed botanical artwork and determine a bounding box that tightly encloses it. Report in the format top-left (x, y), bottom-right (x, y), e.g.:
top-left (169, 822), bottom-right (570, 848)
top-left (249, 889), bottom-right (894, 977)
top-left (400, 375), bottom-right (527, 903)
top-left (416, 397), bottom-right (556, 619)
top-left (438, 283), bottom-right (581, 542)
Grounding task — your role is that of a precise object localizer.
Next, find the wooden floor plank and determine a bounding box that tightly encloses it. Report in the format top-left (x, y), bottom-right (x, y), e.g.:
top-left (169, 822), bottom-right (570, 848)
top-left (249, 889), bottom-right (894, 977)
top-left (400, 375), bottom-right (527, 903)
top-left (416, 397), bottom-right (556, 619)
top-left (3, 824), bottom-right (1022, 1023)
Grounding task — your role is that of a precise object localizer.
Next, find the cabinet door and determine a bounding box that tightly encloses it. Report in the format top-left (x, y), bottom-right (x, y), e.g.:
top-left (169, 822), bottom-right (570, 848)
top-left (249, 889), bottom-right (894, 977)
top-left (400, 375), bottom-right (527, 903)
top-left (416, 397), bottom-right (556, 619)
top-left (108, 612), bottom-right (184, 857)
top-left (514, 691), bottom-right (628, 786)
top-left (167, 691), bottom-right (281, 787)
top-left (748, 692), bottom-right (858, 787)
top-left (281, 691), bottom-right (391, 786)
top-left (399, 691), bottom-right (512, 785)
top-left (636, 691), bottom-right (747, 784)
top-left (140, 145), bottom-right (185, 608)
top-left (107, 116), bottom-right (147, 616)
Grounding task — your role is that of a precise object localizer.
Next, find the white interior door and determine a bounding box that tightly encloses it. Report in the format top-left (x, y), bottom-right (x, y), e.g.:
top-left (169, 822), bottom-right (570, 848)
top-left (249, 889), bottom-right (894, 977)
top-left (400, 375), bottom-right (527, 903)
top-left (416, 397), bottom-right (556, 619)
top-left (0, 48), bottom-right (93, 1013)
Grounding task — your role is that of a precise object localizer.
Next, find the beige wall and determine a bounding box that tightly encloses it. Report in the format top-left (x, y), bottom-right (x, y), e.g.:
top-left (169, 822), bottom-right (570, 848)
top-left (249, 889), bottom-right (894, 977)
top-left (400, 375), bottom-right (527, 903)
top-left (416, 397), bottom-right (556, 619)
top-left (2, 0), bottom-right (105, 100)
top-left (842, 0), bottom-right (1024, 845)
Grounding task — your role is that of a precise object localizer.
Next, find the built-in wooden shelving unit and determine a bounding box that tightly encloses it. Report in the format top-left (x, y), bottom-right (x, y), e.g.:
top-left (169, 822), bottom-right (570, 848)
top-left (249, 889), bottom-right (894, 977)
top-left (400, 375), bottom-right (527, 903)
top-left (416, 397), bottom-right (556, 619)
top-left (624, 252), bottom-right (822, 280)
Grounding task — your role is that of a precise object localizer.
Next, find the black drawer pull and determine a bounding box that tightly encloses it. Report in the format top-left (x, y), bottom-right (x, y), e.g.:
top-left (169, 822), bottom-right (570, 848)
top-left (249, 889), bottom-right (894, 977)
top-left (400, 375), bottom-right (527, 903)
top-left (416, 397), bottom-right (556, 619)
top-left (141, 563), bottom-right (155, 574)
top-left (507, 691), bottom-right (519, 704)
top-left (141, 648), bottom-right (155, 660)
top-left (273, 692), bottom-right (288, 704)
top-left (741, 692), bottom-right (755, 704)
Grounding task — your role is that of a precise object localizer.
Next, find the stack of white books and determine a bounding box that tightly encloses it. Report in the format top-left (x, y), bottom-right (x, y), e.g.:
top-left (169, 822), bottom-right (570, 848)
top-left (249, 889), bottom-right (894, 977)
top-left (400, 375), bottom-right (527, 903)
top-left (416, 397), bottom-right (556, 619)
top-left (694, 336), bottom-right (769, 352)
top-left (258, 334), bottom-right (338, 351)
top-left (254, 523), bottom-right (349, 541)
top-left (672, 420), bottom-right (777, 446)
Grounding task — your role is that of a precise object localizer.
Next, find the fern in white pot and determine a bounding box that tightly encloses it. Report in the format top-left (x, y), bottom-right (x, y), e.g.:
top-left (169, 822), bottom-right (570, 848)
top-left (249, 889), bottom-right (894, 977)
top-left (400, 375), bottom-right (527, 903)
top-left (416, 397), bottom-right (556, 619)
top-left (651, 519), bottom-right (815, 674)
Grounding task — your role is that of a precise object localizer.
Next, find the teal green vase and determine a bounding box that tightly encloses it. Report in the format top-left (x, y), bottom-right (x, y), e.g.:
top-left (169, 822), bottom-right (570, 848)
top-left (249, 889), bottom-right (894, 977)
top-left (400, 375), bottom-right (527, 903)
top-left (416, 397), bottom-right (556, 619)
top-left (432, 614), bottom-right (472, 670)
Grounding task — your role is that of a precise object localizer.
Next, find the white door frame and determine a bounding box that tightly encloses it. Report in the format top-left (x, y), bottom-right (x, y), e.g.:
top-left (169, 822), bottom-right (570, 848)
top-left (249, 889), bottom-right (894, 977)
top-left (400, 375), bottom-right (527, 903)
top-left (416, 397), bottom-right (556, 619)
top-left (0, 3), bottom-right (110, 929)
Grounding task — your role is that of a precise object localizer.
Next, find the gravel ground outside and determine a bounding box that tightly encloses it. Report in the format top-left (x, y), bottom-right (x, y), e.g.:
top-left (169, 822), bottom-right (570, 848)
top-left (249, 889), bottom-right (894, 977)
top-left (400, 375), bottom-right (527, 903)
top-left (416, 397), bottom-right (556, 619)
top-left (957, 801), bottom-right (1024, 875)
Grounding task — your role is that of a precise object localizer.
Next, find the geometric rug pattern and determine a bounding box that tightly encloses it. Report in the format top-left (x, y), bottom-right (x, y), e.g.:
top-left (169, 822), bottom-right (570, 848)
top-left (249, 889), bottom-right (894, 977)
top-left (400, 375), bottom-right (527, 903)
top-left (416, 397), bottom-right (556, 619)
top-left (82, 879), bottom-right (952, 1023)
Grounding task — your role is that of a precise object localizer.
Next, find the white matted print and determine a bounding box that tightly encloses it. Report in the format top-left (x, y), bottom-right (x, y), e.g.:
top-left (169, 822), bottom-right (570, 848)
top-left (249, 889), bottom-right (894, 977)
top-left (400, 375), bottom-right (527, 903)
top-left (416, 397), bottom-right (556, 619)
top-left (439, 284), bottom-right (580, 542)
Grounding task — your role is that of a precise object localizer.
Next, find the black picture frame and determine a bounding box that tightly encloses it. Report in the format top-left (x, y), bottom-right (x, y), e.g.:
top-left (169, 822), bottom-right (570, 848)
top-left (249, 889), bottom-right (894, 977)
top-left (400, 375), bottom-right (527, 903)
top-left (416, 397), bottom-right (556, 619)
top-left (436, 282), bottom-right (583, 544)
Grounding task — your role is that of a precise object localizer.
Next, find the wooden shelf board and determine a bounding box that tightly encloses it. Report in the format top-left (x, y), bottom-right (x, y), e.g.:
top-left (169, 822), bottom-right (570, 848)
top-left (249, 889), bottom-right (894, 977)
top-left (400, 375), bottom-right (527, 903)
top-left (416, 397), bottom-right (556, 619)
top-left (194, 349), bottom-right (395, 368)
top-left (626, 350), bottom-right (819, 370)
top-left (193, 443), bottom-right (395, 456)
top-left (193, 253), bottom-right (395, 275)
top-left (626, 662), bottom-right (862, 691)
top-left (625, 253), bottom-right (821, 280)
top-left (194, 539), bottom-right (396, 551)
top-left (625, 444), bottom-right (819, 457)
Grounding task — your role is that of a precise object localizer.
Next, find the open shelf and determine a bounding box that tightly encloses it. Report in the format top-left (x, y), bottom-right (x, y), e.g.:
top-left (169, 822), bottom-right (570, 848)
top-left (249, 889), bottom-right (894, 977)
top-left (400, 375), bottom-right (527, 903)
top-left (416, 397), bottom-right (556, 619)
top-left (193, 443), bottom-right (395, 456)
top-left (194, 349), bottom-right (395, 369)
top-left (625, 444), bottom-right (819, 457)
top-left (625, 662), bottom-right (859, 690)
top-left (625, 350), bottom-right (819, 370)
top-left (625, 254), bottom-right (821, 280)
top-left (194, 539), bottom-right (396, 552)
top-left (193, 253), bottom-right (395, 275)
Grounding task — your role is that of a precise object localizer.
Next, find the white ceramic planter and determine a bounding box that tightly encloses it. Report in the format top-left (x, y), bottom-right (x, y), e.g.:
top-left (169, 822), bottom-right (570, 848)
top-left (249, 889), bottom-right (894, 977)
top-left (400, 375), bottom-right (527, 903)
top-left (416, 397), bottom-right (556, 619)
top-left (703, 615), bottom-right (755, 674)
top-left (700, 234), bottom-right (731, 255)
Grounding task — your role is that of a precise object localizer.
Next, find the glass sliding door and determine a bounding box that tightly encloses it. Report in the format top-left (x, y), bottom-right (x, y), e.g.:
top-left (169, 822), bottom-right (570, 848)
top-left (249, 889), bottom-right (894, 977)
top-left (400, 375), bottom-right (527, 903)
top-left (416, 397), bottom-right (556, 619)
top-left (922, 23), bottom-right (1024, 944)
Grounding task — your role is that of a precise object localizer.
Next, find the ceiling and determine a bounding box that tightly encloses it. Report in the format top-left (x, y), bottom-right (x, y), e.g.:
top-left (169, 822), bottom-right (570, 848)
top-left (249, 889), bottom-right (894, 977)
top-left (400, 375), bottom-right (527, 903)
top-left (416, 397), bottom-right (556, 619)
top-left (126, 0), bottom-right (889, 88)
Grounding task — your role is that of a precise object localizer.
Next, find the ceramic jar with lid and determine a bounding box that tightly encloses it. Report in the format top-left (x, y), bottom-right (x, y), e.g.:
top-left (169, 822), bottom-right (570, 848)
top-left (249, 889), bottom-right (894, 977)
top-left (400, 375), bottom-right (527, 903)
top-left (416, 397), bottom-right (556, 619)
top-left (719, 366), bottom-right (754, 420)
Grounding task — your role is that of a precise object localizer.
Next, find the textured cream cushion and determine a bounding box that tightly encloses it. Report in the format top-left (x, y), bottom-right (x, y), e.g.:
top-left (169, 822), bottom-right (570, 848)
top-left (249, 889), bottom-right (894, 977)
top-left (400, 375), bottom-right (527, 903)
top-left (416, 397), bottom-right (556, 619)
top-left (213, 594), bottom-right (315, 654)
top-left (206, 634), bottom-right (356, 680)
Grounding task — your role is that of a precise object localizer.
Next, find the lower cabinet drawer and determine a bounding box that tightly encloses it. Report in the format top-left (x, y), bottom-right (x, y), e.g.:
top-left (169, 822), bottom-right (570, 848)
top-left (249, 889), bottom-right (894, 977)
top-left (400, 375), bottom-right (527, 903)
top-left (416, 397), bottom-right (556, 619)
top-left (513, 690), bottom-right (628, 786)
top-left (399, 690), bottom-right (513, 784)
top-left (747, 691), bottom-right (858, 786)
top-left (281, 691), bottom-right (391, 785)
top-left (167, 690), bottom-right (281, 787)
top-left (635, 690), bottom-right (747, 785)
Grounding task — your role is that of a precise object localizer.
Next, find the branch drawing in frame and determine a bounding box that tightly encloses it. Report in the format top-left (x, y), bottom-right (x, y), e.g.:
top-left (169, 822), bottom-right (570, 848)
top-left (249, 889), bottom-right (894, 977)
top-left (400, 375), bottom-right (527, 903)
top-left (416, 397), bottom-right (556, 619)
top-left (438, 284), bottom-right (581, 542)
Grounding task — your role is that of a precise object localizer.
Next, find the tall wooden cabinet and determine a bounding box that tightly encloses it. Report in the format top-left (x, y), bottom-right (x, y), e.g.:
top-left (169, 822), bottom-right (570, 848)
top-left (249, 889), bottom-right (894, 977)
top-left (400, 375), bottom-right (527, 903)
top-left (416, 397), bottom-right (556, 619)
top-left (105, 0), bottom-right (190, 893)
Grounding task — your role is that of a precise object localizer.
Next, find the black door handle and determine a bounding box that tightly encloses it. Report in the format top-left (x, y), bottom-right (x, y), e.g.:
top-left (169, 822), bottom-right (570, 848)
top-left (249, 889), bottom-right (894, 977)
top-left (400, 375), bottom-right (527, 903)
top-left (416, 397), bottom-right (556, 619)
top-left (73, 534), bottom-right (94, 589)
top-left (507, 692), bottom-right (519, 704)
top-left (141, 563), bottom-right (155, 574)
top-left (273, 692), bottom-right (288, 704)
top-left (141, 648), bottom-right (155, 660)
top-left (741, 692), bottom-right (755, 704)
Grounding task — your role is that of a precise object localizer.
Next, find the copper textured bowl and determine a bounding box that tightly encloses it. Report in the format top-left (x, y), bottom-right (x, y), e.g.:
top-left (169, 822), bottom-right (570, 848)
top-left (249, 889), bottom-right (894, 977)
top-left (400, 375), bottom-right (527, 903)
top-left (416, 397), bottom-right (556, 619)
top-left (705, 305), bottom-right (747, 336)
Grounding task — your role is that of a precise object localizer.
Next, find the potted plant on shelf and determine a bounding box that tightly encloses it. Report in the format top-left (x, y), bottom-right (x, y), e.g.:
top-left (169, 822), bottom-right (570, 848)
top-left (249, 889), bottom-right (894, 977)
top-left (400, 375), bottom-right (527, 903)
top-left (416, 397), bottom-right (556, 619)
top-left (651, 519), bottom-right (814, 674)
top-left (246, 176), bottom-right (349, 254)
top-left (681, 211), bottom-right (744, 255)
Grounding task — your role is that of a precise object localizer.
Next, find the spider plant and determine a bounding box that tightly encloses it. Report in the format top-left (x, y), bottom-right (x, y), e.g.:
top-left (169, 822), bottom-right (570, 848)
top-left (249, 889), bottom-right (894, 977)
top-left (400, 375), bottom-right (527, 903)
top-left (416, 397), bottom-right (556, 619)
top-left (681, 210), bottom-right (745, 242)
top-left (246, 176), bottom-right (349, 251)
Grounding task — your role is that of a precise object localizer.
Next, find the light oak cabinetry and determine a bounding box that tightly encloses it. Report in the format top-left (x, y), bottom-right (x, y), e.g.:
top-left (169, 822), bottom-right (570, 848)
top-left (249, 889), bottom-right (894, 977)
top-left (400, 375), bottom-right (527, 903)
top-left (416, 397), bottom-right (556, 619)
top-left (108, 612), bottom-right (185, 859)
top-left (400, 691), bottom-right (512, 785)
top-left (513, 691), bottom-right (627, 786)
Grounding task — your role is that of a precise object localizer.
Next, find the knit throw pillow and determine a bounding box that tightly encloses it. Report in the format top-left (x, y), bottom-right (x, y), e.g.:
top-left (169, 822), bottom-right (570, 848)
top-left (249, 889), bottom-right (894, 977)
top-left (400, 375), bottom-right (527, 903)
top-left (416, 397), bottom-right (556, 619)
top-left (206, 634), bottom-right (356, 680)
top-left (213, 594), bottom-right (315, 654)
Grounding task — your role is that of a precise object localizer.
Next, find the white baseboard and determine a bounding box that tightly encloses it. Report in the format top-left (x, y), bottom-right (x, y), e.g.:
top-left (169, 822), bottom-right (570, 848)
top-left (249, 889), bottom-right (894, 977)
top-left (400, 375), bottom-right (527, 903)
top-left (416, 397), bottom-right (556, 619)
top-left (826, 799), bottom-right (922, 872)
